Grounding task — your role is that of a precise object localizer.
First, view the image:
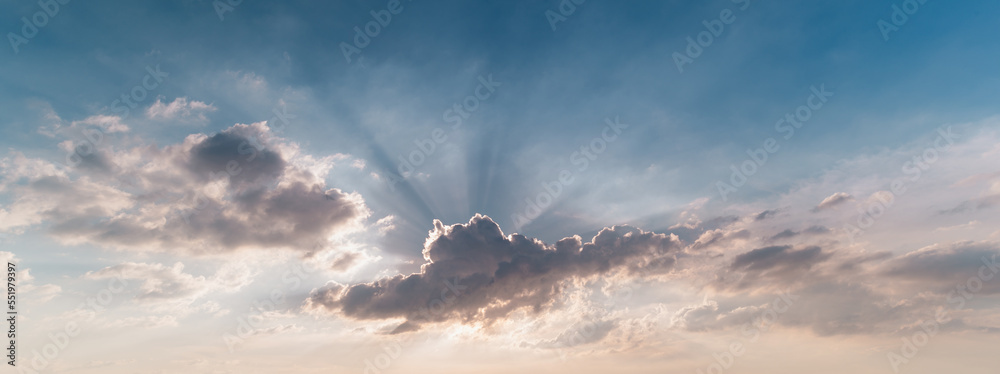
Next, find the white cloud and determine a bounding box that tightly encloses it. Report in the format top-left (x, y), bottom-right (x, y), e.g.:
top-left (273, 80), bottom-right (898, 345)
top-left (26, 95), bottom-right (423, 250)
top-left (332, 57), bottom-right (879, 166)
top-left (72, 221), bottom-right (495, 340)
top-left (146, 96), bottom-right (217, 123)
top-left (71, 114), bottom-right (130, 133)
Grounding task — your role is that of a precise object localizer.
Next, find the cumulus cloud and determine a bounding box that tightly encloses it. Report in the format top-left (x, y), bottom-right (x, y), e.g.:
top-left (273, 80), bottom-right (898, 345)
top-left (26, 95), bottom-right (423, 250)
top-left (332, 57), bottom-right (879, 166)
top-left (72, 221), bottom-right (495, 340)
top-left (306, 214), bottom-right (681, 332)
top-left (314, 201), bottom-right (999, 340)
top-left (146, 97), bottom-right (217, 123)
top-left (0, 121), bottom-right (369, 254)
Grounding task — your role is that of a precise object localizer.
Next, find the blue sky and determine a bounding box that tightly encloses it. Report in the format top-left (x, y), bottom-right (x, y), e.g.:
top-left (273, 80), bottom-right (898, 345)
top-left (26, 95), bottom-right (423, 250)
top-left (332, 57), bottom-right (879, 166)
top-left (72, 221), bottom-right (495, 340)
top-left (1, 1), bottom-right (999, 373)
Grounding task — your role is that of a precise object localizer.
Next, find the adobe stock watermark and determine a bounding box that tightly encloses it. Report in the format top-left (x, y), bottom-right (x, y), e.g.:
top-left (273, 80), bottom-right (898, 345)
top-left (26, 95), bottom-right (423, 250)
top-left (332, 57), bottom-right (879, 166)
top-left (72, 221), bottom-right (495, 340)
top-left (716, 84), bottom-right (834, 201)
top-left (341, 0), bottom-right (413, 64)
top-left (384, 74), bottom-right (501, 192)
top-left (842, 126), bottom-right (958, 244)
top-left (6, 0), bottom-right (71, 55)
top-left (544, 0), bottom-right (586, 31)
top-left (362, 277), bottom-right (466, 374)
top-left (877, 0), bottom-right (931, 41)
top-left (672, 0), bottom-right (751, 73)
top-left (886, 253), bottom-right (997, 372)
top-left (62, 65), bottom-right (169, 169)
top-left (213, 0), bottom-right (244, 21)
top-left (267, 106), bottom-right (295, 134)
top-left (695, 290), bottom-right (798, 374)
top-left (16, 272), bottom-right (128, 374)
top-left (510, 116), bottom-right (628, 231)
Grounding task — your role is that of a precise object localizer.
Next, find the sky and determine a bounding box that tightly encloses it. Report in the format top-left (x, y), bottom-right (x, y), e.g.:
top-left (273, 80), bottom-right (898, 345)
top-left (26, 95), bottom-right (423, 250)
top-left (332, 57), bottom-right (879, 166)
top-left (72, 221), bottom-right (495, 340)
top-left (0, 0), bottom-right (999, 373)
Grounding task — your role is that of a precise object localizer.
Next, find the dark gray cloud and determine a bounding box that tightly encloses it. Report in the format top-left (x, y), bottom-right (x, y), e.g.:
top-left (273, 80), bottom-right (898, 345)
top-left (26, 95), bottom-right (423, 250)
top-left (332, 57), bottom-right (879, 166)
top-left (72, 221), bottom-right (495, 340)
top-left (713, 245), bottom-right (832, 292)
top-left (307, 214), bottom-right (680, 331)
top-left (185, 129), bottom-right (285, 188)
top-left (730, 245), bottom-right (827, 272)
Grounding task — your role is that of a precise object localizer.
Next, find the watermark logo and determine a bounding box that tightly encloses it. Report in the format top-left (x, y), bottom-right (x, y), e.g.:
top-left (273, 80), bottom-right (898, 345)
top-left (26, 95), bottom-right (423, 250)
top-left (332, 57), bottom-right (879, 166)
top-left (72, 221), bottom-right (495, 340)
top-left (673, 0), bottom-right (751, 73)
top-left (6, 0), bottom-right (71, 55)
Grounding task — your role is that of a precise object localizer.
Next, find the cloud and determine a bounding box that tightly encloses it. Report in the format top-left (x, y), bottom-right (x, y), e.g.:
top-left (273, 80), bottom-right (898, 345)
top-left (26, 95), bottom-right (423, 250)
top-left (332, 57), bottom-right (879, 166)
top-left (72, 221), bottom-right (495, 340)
top-left (813, 192), bottom-right (853, 211)
top-left (87, 262), bottom-right (207, 300)
top-left (303, 200), bottom-right (997, 340)
top-left (769, 229), bottom-right (798, 241)
top-left (70, 114), bottom-right (131, 133)
top-left (330, 252), bottom-right (361, 271)
top-left (103, 315), bottom-right (179, 329)
top-left (690, 228), bottom-right (750, 250)
top-left (535, 319), bottom-right (617, 349)
top-left (146, 97), bottom-right (217, 123)
top-left (768, 226), bottom-right (830, 241)
top-left (0, 252), bottom-right (60, 305)
top-left (670, 299), bottom-right (721, 331)
top-left (82, 259), bottom-right (265, 320)
top-left (803, 225), bottom-right (830, 235)
top-left (939, 194), bottom-right (1000, 215)
top-left (0, 122), bottom-right (369, 254)
top-left (879, 241), bottom-right (1000, 295)
top-left (695, 235), bottom-right (1000, 335)
top-left (21, 284), bottom-right (61, 303)
top-left (732, 246), bottom-right (820, 270)
top-left (666, 214), bottom-right (740, 243)
top-left (306, 214), bottom-right (681, 332)
top-left (753, 209), bottom-right (781, 221)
